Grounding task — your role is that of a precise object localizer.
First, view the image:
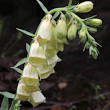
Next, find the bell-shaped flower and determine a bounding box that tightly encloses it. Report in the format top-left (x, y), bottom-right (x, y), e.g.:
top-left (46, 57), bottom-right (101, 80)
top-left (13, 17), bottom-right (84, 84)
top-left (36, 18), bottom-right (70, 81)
top-left (29, 41), bottom-right (46, 67)
top-left (47, 55), bottom-right (61, 65)
top-left (16, 81), bottom-right (30, 101)
top-left (22, 63), bottom-right (39, 85)
top-left (30, 91), bottom-right (46, 107)
top-left (37, 63), bottom-right (56, 79)
top-left (38, 69), bottom-right (55, 79)
top-left (35, 14), bottom-right (53, 46)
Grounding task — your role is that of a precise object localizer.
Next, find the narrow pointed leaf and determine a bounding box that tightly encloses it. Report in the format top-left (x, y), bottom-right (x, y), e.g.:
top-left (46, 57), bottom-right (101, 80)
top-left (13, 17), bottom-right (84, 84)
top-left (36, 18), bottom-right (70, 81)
top-left (13, 58), bottom-right (27, 68)
top-left (11, 67), bottom-right (23, 74)
top-left (0, 97), bottom-right (9, 110)
top-left (83, 15), bottom-right (97, 21)
top-left (52, 12), bottom-right (60, 20)
top-left (36, 0), bottom-right (48, 13)
top-left (16, 28), bottom-right (35, 37)
top-left (26, 43), bottom-right (30, 54)
top-left (68, 0), bottom-right (73, 8)
top-left (0, 92), bottom-right (15, 99)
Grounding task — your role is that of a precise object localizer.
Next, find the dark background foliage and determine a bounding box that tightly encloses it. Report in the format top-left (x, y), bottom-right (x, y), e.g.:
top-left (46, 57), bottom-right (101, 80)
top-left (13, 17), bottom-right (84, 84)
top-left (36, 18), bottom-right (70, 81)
top-left (0, 0), bottom-right (110, 110)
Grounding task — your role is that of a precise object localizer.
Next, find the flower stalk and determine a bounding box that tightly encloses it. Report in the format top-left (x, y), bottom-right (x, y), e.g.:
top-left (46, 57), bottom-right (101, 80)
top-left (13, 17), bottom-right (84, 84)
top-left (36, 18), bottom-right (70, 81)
top-left (9, 0), bottom-right (102, 109)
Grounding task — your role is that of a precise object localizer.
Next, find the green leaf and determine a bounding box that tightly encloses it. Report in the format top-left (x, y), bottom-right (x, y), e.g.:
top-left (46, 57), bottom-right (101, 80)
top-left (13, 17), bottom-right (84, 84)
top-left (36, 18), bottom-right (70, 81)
top-left (68, 0), bottom-right (73, 8)
top-left (36, 0), bottom-right (48, 13)
top-left (0, 92), bottom-right (15, 99)
top-left (13, 58), bottom-right (27, 68)
top-left (52, 12), bottom-right (60, 20)
top-left (26, 43), bottom-right (30, 54)
top-left (0, 97), bottom-right (9, 110)
top-left (11, 67), bottom-right (23, 74)
top-left (16, 28), bottom-right (35, 37)
top-left (9, 99), bottom-right (20, 110)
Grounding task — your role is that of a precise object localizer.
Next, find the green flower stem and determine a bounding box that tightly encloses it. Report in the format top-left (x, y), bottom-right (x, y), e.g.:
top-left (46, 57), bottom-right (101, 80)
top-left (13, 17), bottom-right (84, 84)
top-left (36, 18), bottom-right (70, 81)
top-left (70, 12), bottom-right (83, 25)
top-left (49, 7), bottom-right (69, 14)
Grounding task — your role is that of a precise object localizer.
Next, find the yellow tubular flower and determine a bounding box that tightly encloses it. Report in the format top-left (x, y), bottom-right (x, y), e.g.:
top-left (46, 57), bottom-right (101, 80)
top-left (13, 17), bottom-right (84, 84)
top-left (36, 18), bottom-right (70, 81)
top-left (30, 91), bottom-right (46, 107)
top-left (22, 63), bottom-right (39, 85)
top-left (35, 14), bottom-right (53, 46)
top-left (16, 81), bottom-right (30, 101)
top-left (29, 41), bottom-right (46, 67)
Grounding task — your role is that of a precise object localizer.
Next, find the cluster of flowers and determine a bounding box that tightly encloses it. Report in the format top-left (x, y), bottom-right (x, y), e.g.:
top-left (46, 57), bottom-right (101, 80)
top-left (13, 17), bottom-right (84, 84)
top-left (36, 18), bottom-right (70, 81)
top-left (15, 1), bottom-right (102, 107)
top-left (16, 14), bottom-right (68, 106)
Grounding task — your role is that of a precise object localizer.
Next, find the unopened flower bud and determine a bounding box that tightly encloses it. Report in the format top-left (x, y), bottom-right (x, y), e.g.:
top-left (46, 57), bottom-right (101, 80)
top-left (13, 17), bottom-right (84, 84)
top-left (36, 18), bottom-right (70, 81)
top-left (84, 19), bottom-right (102, 27)
top-left (79, 27), bottom-right (87, 43)
top-left (73, 1), bottom-right (93, 13)
top-left (88, 27), bottom-right (97, 33)
top-left (30, 91), bottom-right (46, 107)
top-left (89, 46), bottom-right (98, 59)
top-left (68, 24), bottom-right (77, 40)
top-left (55, 15), bottom-right (67, 40)
top-left (16, 81), bottom-right (30, 101)
top-left (29, 41), bottom-right (46, 67)
top-left (85, 41), bottom-right (91, 49)
top-left (22, 63), bottom-right (39, 85)
top-left (35, 14), bottom-right (53, 45)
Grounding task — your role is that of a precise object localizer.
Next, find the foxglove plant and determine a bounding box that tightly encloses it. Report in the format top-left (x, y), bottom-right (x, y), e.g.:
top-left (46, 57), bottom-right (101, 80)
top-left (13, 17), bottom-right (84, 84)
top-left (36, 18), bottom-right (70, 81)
top-left (0, 0), bottom-right (102, 109)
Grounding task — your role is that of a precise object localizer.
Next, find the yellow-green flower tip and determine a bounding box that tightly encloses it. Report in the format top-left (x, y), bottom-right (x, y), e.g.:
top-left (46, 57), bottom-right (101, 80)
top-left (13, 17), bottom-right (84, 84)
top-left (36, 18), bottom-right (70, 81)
top-left (23, 84), bottom-right (40, 92)
top-left (30, 91), bottom-right (46, 107)
top-left (47, 55), bottom-right (60, 65)
top-left (38, 69), bottom-right (55, 79)
top-left (16, 82), bottom-right (30, 101)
